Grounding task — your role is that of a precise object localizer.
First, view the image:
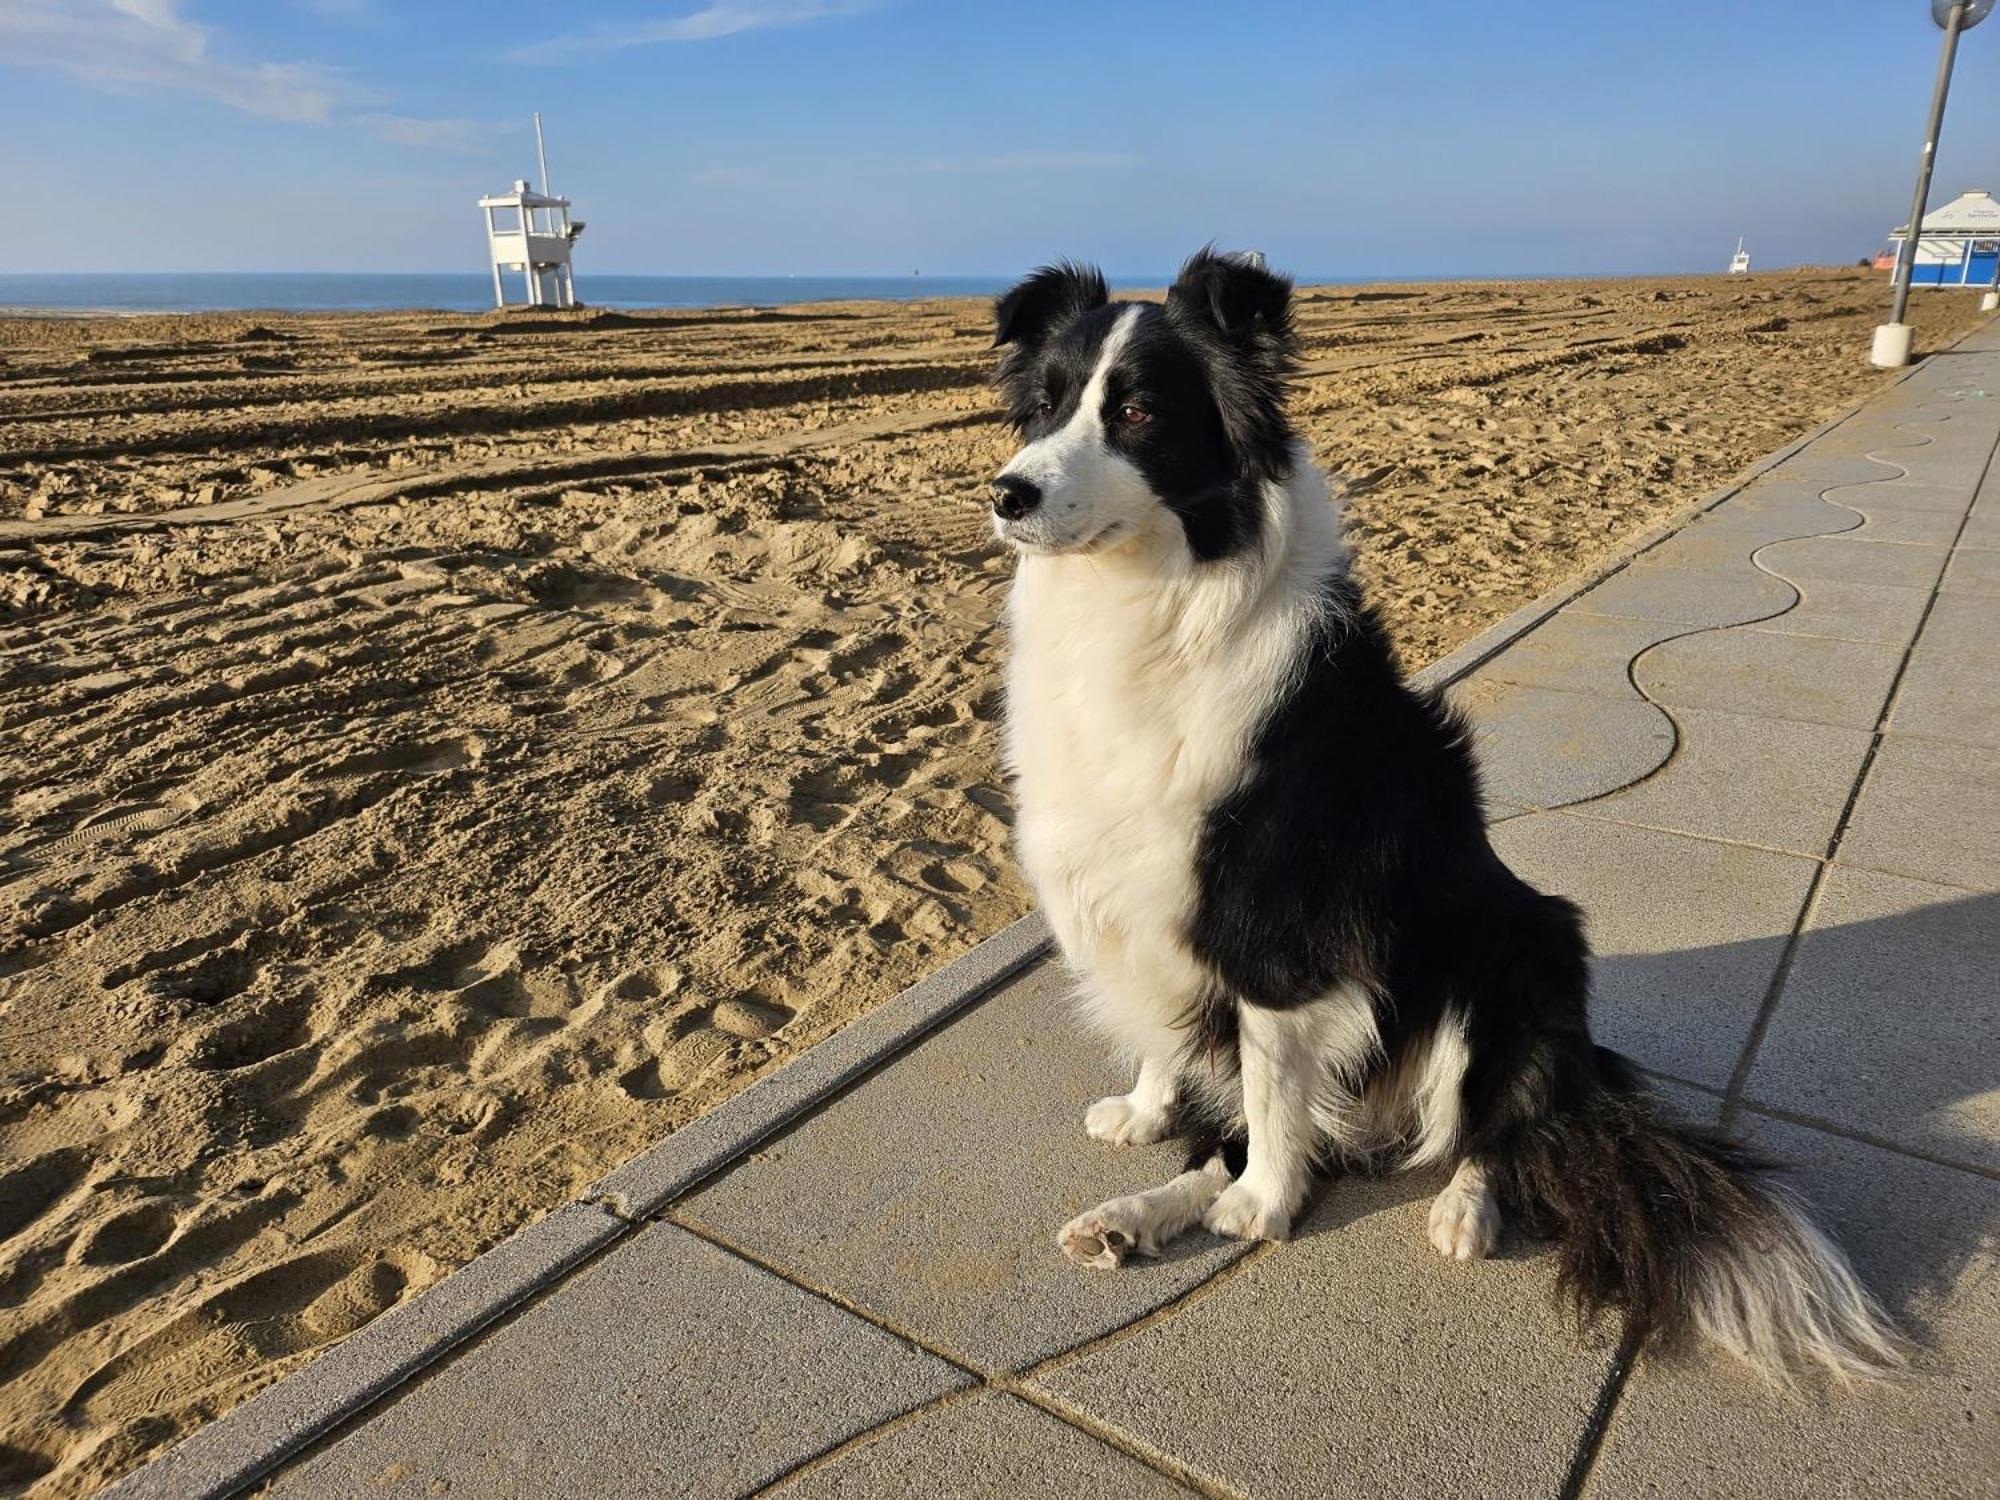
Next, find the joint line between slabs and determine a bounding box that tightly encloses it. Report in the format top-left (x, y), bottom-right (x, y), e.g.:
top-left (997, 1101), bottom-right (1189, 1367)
top-left (672, 1209), bottom-right (1249, 1500)
top-left (1003, 1384), bottom-right (1251, 1500)
top-left (1557, 1325), bottom-right (1645, 1500)
top-left (661, 1209), bottom-right (990, 1377)
top-left (1719, 413), bottom-right (2000, 1126)
top-left (747, 1387), bottom-right (982, 1498)
top-left (1727, 1098), bottom-right (2000, 1182)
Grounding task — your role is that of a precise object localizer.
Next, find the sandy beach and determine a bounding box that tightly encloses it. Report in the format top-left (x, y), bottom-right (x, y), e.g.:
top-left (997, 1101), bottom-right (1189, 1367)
top-left (0, 269), bottom-right (1980, 1495)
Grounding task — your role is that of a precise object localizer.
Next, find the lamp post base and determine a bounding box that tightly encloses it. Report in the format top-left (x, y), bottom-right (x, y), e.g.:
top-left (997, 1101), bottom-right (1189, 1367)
top-left (1871, 322), bottom-right (1916, 368)
top-left (1982, 290), bottom-right (1999, 312)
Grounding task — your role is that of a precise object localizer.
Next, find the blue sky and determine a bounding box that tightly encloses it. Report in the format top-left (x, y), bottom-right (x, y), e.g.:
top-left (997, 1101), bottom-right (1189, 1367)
top-left (2, 0), bottom-right (1996, 278)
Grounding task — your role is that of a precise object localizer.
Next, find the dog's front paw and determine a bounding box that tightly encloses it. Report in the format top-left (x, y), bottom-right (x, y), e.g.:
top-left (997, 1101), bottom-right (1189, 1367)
top-left (1202, 1178), bottom-right (1297, 1242)
top-left (1427, 1177), bottom-right (1501, 1262)
top-left (1085, 1092), bottom-right (1170, 1147)
top-left (1058, 1198), bottom-right (1156, 1270)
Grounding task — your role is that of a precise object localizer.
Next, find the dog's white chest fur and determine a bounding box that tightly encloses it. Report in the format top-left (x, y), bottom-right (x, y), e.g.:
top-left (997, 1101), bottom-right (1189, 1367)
top-left (1002, 468), bottom-right (1345, 1057)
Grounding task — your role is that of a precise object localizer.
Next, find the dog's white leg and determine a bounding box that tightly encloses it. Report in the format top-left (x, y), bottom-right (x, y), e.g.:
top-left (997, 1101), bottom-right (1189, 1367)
top-left (1204, 1003), bottom-right (1318, 1241)
top-left (1427, 1157), bottom-right (1501, 1261)
top-left (1085, 1054), bottom-right (1177, 1146)
top-left (1058, 1155), bottom-right (1232, 1269)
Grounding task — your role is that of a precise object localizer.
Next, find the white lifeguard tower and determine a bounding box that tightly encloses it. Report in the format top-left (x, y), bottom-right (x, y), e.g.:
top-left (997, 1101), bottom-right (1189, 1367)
top-left (479, 114), bottom-right (584, 309)
top-left (1728, 237), bottom-right (1751, 274)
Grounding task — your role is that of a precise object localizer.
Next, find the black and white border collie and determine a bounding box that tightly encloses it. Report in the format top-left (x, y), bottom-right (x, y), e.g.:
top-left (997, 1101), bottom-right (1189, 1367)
top-left (989, 250), bottom-right (1900, 1384)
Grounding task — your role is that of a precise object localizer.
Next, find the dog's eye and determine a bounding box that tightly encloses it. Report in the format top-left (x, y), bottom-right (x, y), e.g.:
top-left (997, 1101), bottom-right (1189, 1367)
top-left (1032, 397), bottom-right (1054, 418)
top-left (1118, 403), bottom-right (1150, 426)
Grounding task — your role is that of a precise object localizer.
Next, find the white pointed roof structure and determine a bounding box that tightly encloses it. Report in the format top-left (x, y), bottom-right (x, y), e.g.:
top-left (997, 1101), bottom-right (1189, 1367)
top-left (1891, 188), bottom-right (2000, 238)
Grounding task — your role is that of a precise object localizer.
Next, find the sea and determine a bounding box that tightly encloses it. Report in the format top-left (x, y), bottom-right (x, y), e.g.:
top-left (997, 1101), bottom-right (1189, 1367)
top-left (0, 271), bottom-right (1131, 315)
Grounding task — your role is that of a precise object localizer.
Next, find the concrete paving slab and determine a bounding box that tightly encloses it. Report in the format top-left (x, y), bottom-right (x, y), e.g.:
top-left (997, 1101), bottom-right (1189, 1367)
top-left (1892, 639), bottom-right (1999, 749)
top-left (268, 1222), bottom-right (971, 1500)
top-left (1900, 427), bottom-right (1999, 461)
top-left (1489, 813), bottom-right (1819, 1085)
top-left (1756, 534), bottom-right (1951, 591)
top-left (1821, 481), bottom-right (1975, 514)
top-left (1688, 485), bottom-right (1861, 541)
top-left (1639, 524), bottom-right (1790, 574)
top-left (677, 961), bottom-right (1251, 1372)
top-left (1633, 625), bottom-right (1905, 729)
top-left (1583, 1115), bottom-right (1999, 1500)
top-left (1743, 867), bottom-right (1998, 1172)
top-left (1960, 504), bottom-right (2000, 548)
top-left (1744, 577), bottom-right (1932, 647)
top-left (1767, 451), bottom-right (1912, 490)
top-left (1887, 434), bottom-right (1995, 469)
top-left (774, 1393), bottom-right (1194, 1498)
top-left (1451, 678), bottom-right (1675, 807)
top-left (1460, 612), bottom-right (1684, 699)
top-left (1583, 704), bottom-right (1873, 856)
top-left (1911, 591), bottom-right (1991, 658)
top-left (1839, 501), bottom-right (1971, 547)
top-left (1839, 734), bottom-right (2000, 891)
top-left (1569, 559), bottom-right (1794, 629)
top-left (1033, 1165), bottom-right (1618, 1500)
top-left (1941, 544), bottom-right (2000, 595)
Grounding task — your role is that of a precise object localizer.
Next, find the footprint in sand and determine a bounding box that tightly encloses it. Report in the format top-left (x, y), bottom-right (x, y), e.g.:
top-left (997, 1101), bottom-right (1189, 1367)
top-left (311, 735), bottom-right (484, 781)
top-left (0, 1148), bottom-right (92, 1249)
top-left (618, 994), bottom-right (794, 1101)
top-left (72, 1202), bottom-right (177, 1266)
top-left (190, 993), bottom-right (314, 1072)
top-left (300, 1254), bottom-right (429, 1341)
top-left (18, 792), bottom-right (202, 868)
top-left (917, 858), bottom-right (989, 895)
top-left (64, 1246), bottom-right (436, 1424)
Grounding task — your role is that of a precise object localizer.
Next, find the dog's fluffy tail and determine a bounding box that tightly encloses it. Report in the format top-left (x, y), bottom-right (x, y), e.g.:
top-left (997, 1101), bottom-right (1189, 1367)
top-left (1490, 1050), bottom-right (1902, 1386)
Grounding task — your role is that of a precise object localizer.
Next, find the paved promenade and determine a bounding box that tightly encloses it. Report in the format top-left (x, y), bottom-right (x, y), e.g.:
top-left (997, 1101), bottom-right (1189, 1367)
top-left (116, 331), bottom-right (2000, 1499)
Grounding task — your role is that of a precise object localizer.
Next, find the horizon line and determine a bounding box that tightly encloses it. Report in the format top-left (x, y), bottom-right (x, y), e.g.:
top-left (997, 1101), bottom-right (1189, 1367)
top-left (0, 263), bottom-right (1873, 283)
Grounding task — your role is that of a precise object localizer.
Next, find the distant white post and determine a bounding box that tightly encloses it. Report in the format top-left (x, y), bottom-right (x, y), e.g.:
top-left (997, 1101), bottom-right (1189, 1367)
top-left (1874, 0), bottom-right (1993, 367)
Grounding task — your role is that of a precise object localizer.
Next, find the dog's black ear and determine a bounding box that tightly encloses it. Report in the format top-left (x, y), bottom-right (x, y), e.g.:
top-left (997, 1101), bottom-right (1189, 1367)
top-left (993, 261), bottom-right (1109, 352)
top-left (1165, 247), bottom-right (1297, 377)
top-left (1166, 248), bottom-right (1298, 479)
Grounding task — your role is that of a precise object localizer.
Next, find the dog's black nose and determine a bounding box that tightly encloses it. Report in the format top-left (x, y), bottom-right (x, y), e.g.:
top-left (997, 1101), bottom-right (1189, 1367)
top-left (991, 473), bottom-right (1041, 520)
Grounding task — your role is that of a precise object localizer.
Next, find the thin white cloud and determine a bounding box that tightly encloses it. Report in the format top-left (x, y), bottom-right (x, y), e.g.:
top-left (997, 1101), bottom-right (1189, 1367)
top-left (355, 113), bottom-right (501, 155)
top-left (709, 152), bottom-right (1137, 188)
top-left (0, 0), bottom-right (347, 122)
top-left (511, 1), bottom-right (877, 62)
top-left (917, 152), bottom-right (1136, 175)
top-left (0, 0), bottom-right (491, 147)
top-left (690, 164), bottom-right (772, 186)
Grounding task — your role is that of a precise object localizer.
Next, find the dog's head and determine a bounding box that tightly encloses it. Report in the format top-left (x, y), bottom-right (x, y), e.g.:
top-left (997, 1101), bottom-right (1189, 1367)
top-left (989, 248), bottom-right (1298, 561)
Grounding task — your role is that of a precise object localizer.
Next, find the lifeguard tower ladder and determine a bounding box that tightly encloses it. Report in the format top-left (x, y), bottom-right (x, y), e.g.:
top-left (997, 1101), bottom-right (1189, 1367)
top-left (480, 114), bottom-right (584, 309)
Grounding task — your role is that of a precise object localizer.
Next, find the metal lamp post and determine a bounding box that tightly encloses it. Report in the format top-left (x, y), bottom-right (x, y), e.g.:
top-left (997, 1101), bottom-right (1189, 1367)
top-left (1873, 0), bottom-right (1996, 367)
